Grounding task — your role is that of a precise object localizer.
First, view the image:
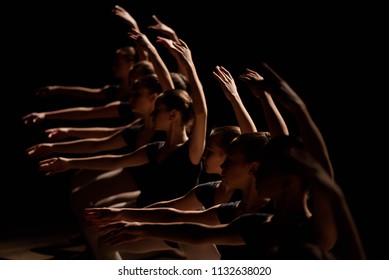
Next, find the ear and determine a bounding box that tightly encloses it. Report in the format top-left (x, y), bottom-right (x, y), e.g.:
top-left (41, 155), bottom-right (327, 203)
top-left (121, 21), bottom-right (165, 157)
top-left (149, 93), bottom-right (159, 103)
top-left (249, 162), bottom-right (260, 175)
top-left (169, 109), bottom-right (178, 120)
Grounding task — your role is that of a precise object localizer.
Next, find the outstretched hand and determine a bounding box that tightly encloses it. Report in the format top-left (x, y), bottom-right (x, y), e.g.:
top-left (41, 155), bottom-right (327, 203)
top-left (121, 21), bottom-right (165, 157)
top-left (22, 112), bottom-right (46, 125)
top-left (127, 28), bottom-right (153, 50)
top-left (26, 143), bottom-right (53, 159)
top-left (212, 66), bottom-right (239, 102)
top-left (157, 37), bottom-right (192, 63)
top-left (148, 15), bottom-right (179, 42)
top-left (38, 157), bottom-right (70, 176)
top-left (112, 5), bottom-right (139, 31)
top-left (84, 207), bottom-right (122, 229)
top-left (238, 68), bottom-right (266, 98)
top-left (44, 128), bottom-right (69, 141)
top-left (35, 86), bottom-right (57, 97)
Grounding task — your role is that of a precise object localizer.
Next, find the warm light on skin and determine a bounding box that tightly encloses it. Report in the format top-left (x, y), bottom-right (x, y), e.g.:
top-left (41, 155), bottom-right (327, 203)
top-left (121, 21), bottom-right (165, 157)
top-left (221, 151), bottom-right (252, 188)
top-left (129, 88), bottom-right (156, 116)
top-left (202, 136), bottom-right (227, 175)
top-left (152, 103), bottom-right (172, 131)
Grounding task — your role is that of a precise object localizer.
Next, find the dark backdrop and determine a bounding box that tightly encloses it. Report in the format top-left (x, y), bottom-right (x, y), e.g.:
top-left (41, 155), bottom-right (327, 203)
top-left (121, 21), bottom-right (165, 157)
top-left (4, 1), bottom-right (387, 259)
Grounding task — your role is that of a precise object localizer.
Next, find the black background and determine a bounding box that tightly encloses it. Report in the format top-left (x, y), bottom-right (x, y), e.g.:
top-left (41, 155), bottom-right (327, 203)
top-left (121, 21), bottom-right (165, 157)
top-left (4, 1), bottom-right (387, 259)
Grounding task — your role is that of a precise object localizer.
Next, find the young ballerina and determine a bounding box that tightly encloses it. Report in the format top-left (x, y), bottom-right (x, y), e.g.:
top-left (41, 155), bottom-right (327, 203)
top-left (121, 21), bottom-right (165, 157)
top-left (82, 64), bottom-right (289, 259)
top-left (83, 63), bottom-right (288, 221)
top-left (35, 46), bottom-right (138, 103)
top-left (93, 63), bottom-right (365, 259)
top-left (22, 59), bottom-right (156, 128)
top-left (38, 38), bottom-right (207, 259)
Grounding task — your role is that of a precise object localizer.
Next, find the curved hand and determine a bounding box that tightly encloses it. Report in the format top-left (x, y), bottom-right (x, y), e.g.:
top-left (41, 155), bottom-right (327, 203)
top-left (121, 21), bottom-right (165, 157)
top-left (84, 207), bottom-right (122, 229)
top-left (238, 68), bottom-right (266, 98)
top-left (38, 157), bottom-right (69, 176)
top-left (112, 5), bottom-right (139, 31)
top-left (157, 37), bottom-right (192, 63)
top-left (148, 15), bottom-right (179, 42)
top-left (26, 143), bottom-right (54, 159)
top-left (44, 128), bottom-right (69, 140)
top-left (127, 28), bottom-right (153, 50)
top-left (36, 86), bottom-right (57, 97)
top-left (22, 112), bottom-right (46, 125)
top-left (212, 66), bottom-right (240, 102)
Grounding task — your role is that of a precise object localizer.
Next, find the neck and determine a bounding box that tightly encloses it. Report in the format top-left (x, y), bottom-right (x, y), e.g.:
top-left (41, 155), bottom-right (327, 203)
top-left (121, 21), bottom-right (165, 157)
top-left (164, 124), bottom-right (188, 147)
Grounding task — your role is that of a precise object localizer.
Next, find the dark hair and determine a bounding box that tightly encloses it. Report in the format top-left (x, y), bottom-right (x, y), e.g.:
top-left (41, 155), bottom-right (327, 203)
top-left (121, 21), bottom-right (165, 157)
top-left (255, 135), bottom-right (305, 181)
top-left (170, 72), bottom-right (190, 92)
top-left (227, 132), bottom-right (271, 163)
top-left (209, 126), bottom-right (241, 150)
top-left (116, 46), bottom-right (136, 62)
top-left (131, 73), bottom-right (162, 95)
top-left (155, 89), bottom-right (193, 124)
top-left (129, 60), bottom-right (156, 82)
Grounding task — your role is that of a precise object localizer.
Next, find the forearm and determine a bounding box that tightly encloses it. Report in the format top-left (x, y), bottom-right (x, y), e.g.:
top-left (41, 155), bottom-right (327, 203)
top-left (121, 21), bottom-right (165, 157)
top-left (185, 65), bottom-right (208, 117)
top-left (52, 86), bottom-right (107, 100)
top-left (50, 138), bottom-right (106, 154)
top-left (228, 95), bottom-right (257, 133)
top-left (52, 136), bottom-right (124, 155)
top-left (67, 154), bottom-right (133, 170)
top-left (120, 207), bottom-right (218, 225)
top-left (294, 106), bottom-right (334, 178)
top-left (147, 45), bottom-right (175, 91)
top-left (145, 196), bottom-right (201, 211)
top-left (64, 127), bottom-right (126, 139)
top-left (257, 92), bottom-right (289, 136)
top-left (138, 222), bottom-right (232, 245)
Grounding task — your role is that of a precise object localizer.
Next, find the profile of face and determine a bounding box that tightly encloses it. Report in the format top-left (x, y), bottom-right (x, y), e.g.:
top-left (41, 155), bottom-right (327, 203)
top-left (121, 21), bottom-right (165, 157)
top-left (221, 149), bottom-right (254, 188)
top-left (129, 88), bottom-right (156, 115)
top-left (151, 101), bottom-right (172, 131)
top-left (202, 135), bottom-right (227, 175)
top-left (220, 132), bottom-right (268, 190)
top-left (151, 89), bottom-right (192, 131)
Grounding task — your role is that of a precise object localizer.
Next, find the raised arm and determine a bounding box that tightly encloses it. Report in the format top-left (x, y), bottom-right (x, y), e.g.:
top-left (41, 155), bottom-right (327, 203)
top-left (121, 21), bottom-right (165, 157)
top-left (148, 15), bottom-right (180, 43)
top-left (212, 66), bottom-right (257, 133)
top-left (112, 5), bottom-right (148, 61)
top-left (259, 63), bottom-right (333, 178)
top-left (239, 68), bottom-right (289, 136)
top-left (127, 28), bottom-right (174, 91)
top-left (159, 38), bottom-right (208, 164)
top-left (22, 101), bottom-right (124, 125)
top-left (148, 15), bottom-right (188, 78)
